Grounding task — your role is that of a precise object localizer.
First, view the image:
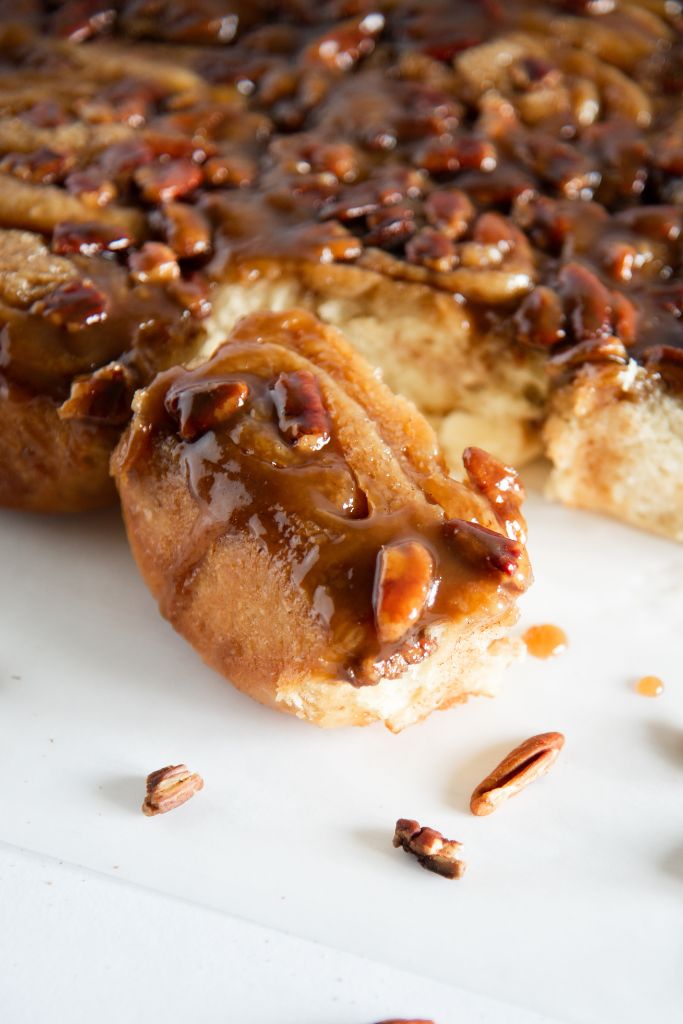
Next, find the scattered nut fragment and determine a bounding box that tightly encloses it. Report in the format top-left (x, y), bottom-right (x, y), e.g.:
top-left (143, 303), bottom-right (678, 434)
top-left (393, 819), bottom-right (465, 879)
top-left (142, 764), bottom-right (204, 817)
top-left (470, 732), bottom-right (565, 816)
top-left (374, 541), bottom-right (434, 644)
top-left (271, 370), bottom-right (331, 451)
top-left (166, 379), bottom-right (249, 441)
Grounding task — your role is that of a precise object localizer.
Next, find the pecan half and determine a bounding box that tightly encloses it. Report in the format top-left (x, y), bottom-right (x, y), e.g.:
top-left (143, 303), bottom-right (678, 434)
top-left (470, 732), bottom-right (565, 816)
top-left (58, 361), bottom-right (136, 425)
top-left (142, 764), bottom-right (204, 817)
top-left (443, 518), bottom-right (522, 577)
top-left (462, 446), bottom-right (526, 544)
top-left (393, 819), bottom-right (465, 880)
top-left (30, 279), bottom-right (109, 331)
top-left (166, 379), bottom-right (249, 442)
top-left (271, 370), bottom-right (331, 452)
top-left (373, 541), bottom-right (434, 644)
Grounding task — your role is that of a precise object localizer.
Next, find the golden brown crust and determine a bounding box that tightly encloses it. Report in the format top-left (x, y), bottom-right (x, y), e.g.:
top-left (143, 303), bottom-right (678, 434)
top-left (0, 377), bottom-right (118, 512)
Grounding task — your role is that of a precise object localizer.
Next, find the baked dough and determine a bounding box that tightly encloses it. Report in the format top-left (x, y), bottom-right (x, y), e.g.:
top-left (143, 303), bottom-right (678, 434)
top-left (0, 2), bottom-right (681, 539)
top-left (113, 310), bottom-right (531, 730)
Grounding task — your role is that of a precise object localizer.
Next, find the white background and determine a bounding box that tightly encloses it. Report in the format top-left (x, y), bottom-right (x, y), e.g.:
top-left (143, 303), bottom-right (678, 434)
top-left (1, 462), bottom-right (682, 1023)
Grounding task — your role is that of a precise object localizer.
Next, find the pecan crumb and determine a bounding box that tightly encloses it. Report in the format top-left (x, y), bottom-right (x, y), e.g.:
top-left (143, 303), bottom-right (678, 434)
top-left (142, 764), bottom-right (204, 817)
top-left (393, 818), bottom-right (465, 880)
top-left (470, 732), bottom-right (565, 816)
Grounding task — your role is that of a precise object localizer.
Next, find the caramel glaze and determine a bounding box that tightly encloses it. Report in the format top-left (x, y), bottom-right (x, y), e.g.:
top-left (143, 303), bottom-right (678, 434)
top-left (115, 319), bottom-right (530, 685)
top-left (0, 0), bottom-right (681, 433)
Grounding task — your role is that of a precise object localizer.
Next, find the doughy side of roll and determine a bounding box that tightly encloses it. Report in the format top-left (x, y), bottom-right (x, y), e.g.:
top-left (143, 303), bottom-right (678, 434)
top-left (113, 310), bottom-right (532, 730)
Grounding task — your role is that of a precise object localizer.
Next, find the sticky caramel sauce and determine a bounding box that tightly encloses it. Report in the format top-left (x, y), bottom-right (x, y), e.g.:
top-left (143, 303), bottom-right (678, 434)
top-left (522, 623), bottom-right (568, 659)
top-left (635, 675), bottom-right (664, 698)
top-left (118, 320), bottom-right (528, 685)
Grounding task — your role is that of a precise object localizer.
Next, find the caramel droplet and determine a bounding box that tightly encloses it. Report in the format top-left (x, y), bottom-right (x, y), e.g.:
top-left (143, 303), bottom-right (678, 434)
top-left (522, 624), bottom-right (568, 659)
top-left (636, 675), bottom-right (664, 698)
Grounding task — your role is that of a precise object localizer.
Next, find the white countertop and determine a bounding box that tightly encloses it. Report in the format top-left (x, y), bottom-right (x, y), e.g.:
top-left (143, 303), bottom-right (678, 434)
top-left (1, 463), bottom-right (682, 1023)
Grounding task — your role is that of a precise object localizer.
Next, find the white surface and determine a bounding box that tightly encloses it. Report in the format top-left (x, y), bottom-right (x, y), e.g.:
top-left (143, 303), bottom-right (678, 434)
top-left (1, 464), bottom-right (682, 1023)
top-left (0, 842), bottom-right (556, 1024)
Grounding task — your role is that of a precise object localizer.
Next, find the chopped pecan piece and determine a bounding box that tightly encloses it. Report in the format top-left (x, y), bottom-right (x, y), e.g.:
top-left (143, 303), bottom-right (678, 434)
top-left (203, 152), bottom-right (257, 188)
top-left (30, 279), bottom-right (109, 331)
top-left (52, 220), bottom-right (133, 256)
top-left (58, 361), bottom-right (136, 425)
top-left (558, 262), bottom-right (612, 341)
top-left (303, 13), bottom-right (385, 72)
top-left (640, 345), bottom-right (683, 390)
top-left (134, 159), bottom-right (203, 204)
top-left (610, 290), bottom-right (637, 345)
top-left (142, 764), bottom-right (204, 817)
top-left (166, 379), bottom-right (249, 442)
top-left (373, 541), bottom-right (434, 645)
top-left (548, 336), bottom-right (628, 371)
top-left (405, 227), bottom-right (457, 272)
top-left (415, 135), bottom-right (497, 175)
top-left (514, 286), bottom-right (565, 348)
top-left (152, 202), bottom-right (212, 259)
top-left (271, 370), bottom-right (331, 452)
top-left (52, 0), bottom-right (117, 43)
top-left (424, 189), bottom-right (474, 239)
top-left (470, 732), bottom-right (565, 816)
top-left (19, 101), bottom-right (65, 129)
top-left (393, 819), bottom-right (465, 880)
top-left (64, 168), bottom-right (117, 209)
top-left (168, 275), bottom-right (213, 319)
top-left (444, 519), bottom-right (522, 577)
top-left (364, 205), bottom-right (416, 248)
top-left (0, 147), bottom-right (71, 185)
top-left (321, 170), bottom-right (424, 221)
top-left (129, 242), bottom-right (180, 284)
top-left (100, 139), bottom-right (154, 182)
top-left (462, 446), bottom-right (526, 544)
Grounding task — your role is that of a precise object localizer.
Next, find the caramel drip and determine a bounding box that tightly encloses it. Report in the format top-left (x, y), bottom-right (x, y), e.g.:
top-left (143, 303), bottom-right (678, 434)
top-left (522, 623), bottom-right (568, 659)
top-left (635, 675), bottom-right (664, 697)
